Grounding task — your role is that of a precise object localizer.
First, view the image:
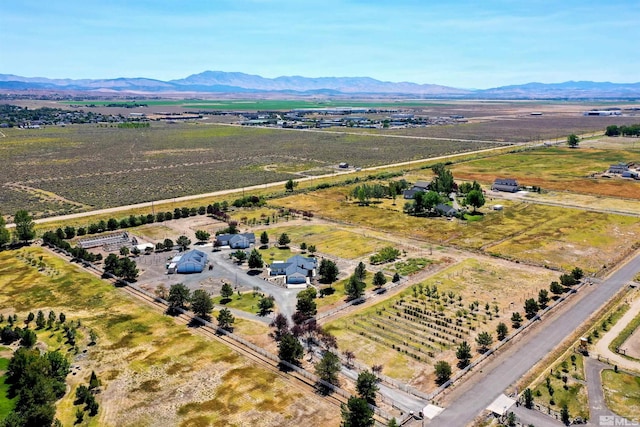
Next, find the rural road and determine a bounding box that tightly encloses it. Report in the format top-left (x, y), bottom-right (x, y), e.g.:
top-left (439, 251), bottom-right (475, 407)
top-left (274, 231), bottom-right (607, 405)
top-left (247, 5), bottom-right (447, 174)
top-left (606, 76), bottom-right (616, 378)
top-left (594, 291), bottom-right (640, 372)
top-left (426, 250), bottom-right (640, 426)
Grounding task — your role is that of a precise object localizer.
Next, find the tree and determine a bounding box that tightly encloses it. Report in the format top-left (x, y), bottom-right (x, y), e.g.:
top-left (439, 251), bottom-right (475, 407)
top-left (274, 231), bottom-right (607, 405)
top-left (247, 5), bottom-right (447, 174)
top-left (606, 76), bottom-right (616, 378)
top-left (560, 273), bottom-right (577, 287)
top-left (278, 233), bottom-right (291, 247)
top-left (354, 262), bottom-right (366, 281)
top-left (20, 329), bottom-right (37, 348)
top-left (567, 133), bottom-right (579, 148)
top-left (63, 226), bottom-right (76, 239)
top-left (538, 289), bottom-right (550, 308)
top-left (285, 179), bottom-right (297, 192)
top-left (345, 275), bottom-right (366, 300)
top-left (465, 189), bottom-right (485, 213)
top-left (356, 371), bottom-right (379, 404)
top-left (550, 281), bottom-right (564, 295)
top-left (434, 360), bottom-right (452, 385)
top-left (119, 246), bottom-right (130, 256)
top-left (523, 387), bottom-right (534, 409)
top-left (118, 257), bottom-right (139, 281)
top-left (296, 288), bottom-right (317, 318)
top-left (315, 351), bottom-right (341, 386)
top-left (278, 332), bottom-right (303, 365)
top-left (560, 404), bottom-right (570, 425)
top-left (431, 163), bottom-right (455, 194)
top-left (195, 230), bottom-right (210, 242)
top-left (387, 419), bottom-right (399, 427)
top-left (392, 272), bottom-right (401, 283)
top-left (107, 218), bottom-right (118, 231)
top-left (220, 283), bottom-right (234, 301)
top-left (372, 271), bottom-right (387, 288)
top-left (258, 295), bottom-right (275, 315)
top-left (524, 298), bottom-right (539, 319)
top-left (475, 331), bottom-right (493, 353)
top-left (35, 311), bottom-right (45, 329)
top-left (217, 308), bottom-right (235, 331)
top-left (308, 244), bottom-right (317, 255)
top-left (497, 322), bottom-right (509, 341)
top-left (232, 249), bottom-right (247, 264)
top-left (341, 396), bottom-right (374, 427)
top-left (176, 235), bottom-right (191, 251)
top-left (13, 210), bottom-right (35, 243)
top-left (191, 289), bottom-right (213, 319)
top-left (571, 267), bottom-right (584, 281)
top-left (0, 214), bottom-right (10, 247)
top-left (605, 125), bottom-right (620, 137)
top-left (248, 248), bottom-right (264, 269)
top-left (260, 231), bottom-right (269, 247)
top-left (319, 259), bottom-right (339, 283)
top-left (456, 341), bottom-right (472, 368)
top-left (167, 283), bottom-right (190, 312)
top-left (89, 370), bottom-right (100, 390)
top-left (163, 238), bottom-right (174, 250)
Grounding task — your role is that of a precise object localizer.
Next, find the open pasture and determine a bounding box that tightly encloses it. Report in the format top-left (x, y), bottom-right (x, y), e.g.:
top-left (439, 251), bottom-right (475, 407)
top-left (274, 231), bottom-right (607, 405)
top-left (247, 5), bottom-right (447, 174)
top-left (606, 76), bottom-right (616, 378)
top-left (452, 144), bottom-right (640, 199)
top-left (274, 187), bottom-right (640, 272)
top-left (0, 247), bottom-right (338, 427)
top-left (323, 257), bottom-right (557, 390)
top-left (0, 123), bottom-right (493, 217)
top-left (345, 115), bottom-right (640, 142)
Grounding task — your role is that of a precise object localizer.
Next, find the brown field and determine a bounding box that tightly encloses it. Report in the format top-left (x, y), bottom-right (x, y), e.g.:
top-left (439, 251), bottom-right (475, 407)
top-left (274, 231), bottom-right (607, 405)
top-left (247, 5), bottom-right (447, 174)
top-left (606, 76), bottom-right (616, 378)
top-left (0, 248), bottom-right (338, 427)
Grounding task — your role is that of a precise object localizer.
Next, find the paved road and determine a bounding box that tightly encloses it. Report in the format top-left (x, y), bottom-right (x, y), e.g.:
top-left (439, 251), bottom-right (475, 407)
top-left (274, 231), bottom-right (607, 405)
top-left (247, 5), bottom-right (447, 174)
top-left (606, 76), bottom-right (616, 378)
top-left (584, 357), bottom-right (619, 425)
top-left (427, 252), bottom-right (640, 426)
top-left (511, 405), bottom-right (565, 427)
top-left (594, 291), bottom-right (640, 372)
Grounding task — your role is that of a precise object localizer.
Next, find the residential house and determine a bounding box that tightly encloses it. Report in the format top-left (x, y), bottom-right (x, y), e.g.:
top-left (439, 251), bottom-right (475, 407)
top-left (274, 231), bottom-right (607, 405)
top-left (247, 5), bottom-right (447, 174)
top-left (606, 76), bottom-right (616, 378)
top-left (403, 180), bottom-right (431, 199)
top-left (215, 233), bottom-right (256, 249)
top-left (269, 254), bottom-right (317, 285)
top-left (609, 163), bottom-right (629, 174)
top-left (436, 204), bottom-right (458, 217)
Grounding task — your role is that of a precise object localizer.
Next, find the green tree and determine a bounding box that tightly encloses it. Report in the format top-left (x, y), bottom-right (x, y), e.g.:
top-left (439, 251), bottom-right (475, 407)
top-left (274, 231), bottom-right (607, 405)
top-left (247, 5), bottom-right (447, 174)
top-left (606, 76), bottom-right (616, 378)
top-left (354, 262), bottom-right (366, 281)
top-left (560, 273), bottom-right (577, 287)
top-left (456, 341), bottom-right (472, 368)
top-left (560, 404), bottom-right (570, 425)
top-left (341, 396), bottom-right (374, 427)
top-left (605, 125), bottom-right (620, 137)
top-left (89, 370), bottom-right (100, 390)
top-left (550, 281), bottom-right (564, 295)
top-left (118, 257), bottom-right (139, 281)
top-left (119, 246), bottom-right (130, 256)
top-left (195, 230), bottom-right (210, 242)
top-left (524, 298), bottom-right (539, 319)
top-left (465, 189), bottom-right (485, 213)
top-left (167, 283), bottom-right (191, 312)
top-left (107, 218), bottom-right (118, 231)
top-left (315, 351), bottom-right (341, 386)
top-left (232, 249), bottom-right (247, 264)
top-left (191, 289), bottom-right (213, 319)
top-left (20, 329), bottom-right (37, 348)
top-left (387, 419), bottom-right (399, 427)
top-left (220, 283), bottom-right (234, 301)
top-left (0, 214), bottom-right (11, 247)
top-left (13, 210), bottom-right (35, 243)
top-left (497, 322), bottom-right (509, 341)
top-left (278, 332), bottom-right (303, 365)
top-left (217, 308), bottom-right (235, 331)
top-left (567, 133), bottom-right (580, 148)
top-left (511, 311), bottom-right (523, 328)
top-left (308, 244), bottom-right (317, 255)
top-left (248, 248), bottom-right (264, 269)
top-left (571, 267), bottom-right (584, 281)
top-left (372, 271), bottom-right (387, 288)
top-left (258, 295), bottom-right (275, 315)
top-left (434, 360), bottom-right (452, 385)
top-left (356, 371), bottom-right (379, 404)
top-left (319, 259), bottom-right (339, 283)
top-left (63, 226), bottom-right (76, 239)
top-left (431, 163), bottom-right (455, 194)
top-left (538, 289), bottom-right (550, 308)
top-left (523, 387), bottom-right (534, 409)
top-left (163, 238), bottom-right (174, 250)
top-left (475, 331), bottom-right (493, 353)
top-left (392, 272), bottom-right (401, 283)
top-left (345, 275), bottom-right (366, 300)
top-left (260, 231), bottom-right (269, 247)
top-left (296, 288), bottom-right (317, 317)
top-left (176, 235), bottom-right (191, 251)
top-left (278, 233), bottom-right (291, 247)
top-left (285, 179), bottom-right (297, 192)
top-left (35, 311), bottom-right (45, 329)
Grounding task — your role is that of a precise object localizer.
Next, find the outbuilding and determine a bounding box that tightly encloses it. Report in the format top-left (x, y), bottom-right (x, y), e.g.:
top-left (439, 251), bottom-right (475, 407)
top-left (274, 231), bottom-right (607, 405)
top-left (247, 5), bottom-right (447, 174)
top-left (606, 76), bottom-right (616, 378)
top-left (173, 249), bottom-right (208, 274)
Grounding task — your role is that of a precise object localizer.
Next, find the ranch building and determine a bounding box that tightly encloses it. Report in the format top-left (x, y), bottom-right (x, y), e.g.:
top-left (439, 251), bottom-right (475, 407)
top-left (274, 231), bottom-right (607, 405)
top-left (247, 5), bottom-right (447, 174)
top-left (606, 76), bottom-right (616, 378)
top-left (491, 178), bottom-right (519, 193)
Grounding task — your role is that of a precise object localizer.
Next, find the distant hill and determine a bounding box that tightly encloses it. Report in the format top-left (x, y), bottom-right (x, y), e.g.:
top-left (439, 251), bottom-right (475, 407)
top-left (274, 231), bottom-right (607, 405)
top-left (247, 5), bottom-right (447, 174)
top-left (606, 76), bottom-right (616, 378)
top-left (0, 71), bottom-right (638, 99)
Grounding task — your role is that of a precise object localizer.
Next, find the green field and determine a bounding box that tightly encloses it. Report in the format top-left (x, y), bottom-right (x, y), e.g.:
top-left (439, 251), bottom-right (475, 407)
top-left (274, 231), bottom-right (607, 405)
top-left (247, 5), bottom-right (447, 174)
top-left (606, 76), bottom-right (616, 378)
top-left (0, 357), bottom-right (15, 421)
top-left (212, 291), bottom-right (269, 315)
top-left (602, 370), bottom-right (640, 421)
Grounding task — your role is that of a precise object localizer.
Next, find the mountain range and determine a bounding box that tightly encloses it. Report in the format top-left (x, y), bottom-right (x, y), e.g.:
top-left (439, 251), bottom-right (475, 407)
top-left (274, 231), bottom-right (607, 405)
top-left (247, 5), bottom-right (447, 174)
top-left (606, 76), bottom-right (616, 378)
top-left (1, 71), bottom-right (639, 99)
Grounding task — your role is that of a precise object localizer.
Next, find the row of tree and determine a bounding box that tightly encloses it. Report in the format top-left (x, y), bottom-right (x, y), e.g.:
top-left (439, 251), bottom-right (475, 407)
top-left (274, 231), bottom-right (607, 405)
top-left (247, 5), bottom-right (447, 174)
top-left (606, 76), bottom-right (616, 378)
top-left (605, 124), bottom-right (640, 137)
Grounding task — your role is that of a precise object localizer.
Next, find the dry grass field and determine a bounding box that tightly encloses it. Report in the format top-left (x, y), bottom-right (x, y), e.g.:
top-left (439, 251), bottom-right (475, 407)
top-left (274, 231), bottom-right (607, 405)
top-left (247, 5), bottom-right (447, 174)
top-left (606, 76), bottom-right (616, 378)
top-left (0, 247), bottom-right (338, 427)
top-left (323, 257), bottom-right (558, 391)
top-left (273, 187), bottom-right (640, 273)
top-left (0, 123), bottom-right (492, 217)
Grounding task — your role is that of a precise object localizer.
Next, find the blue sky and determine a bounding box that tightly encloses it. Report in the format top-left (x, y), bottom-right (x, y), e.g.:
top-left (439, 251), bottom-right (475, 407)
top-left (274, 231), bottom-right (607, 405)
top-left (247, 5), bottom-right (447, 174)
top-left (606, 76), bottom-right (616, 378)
top-left (1, 0), bottom-right (638, 88)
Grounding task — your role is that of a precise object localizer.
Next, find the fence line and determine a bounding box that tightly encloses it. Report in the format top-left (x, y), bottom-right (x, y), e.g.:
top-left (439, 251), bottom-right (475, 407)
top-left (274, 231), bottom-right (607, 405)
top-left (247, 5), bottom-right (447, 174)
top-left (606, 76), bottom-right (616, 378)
top-left (45, 244), bottom-right (394, 421)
